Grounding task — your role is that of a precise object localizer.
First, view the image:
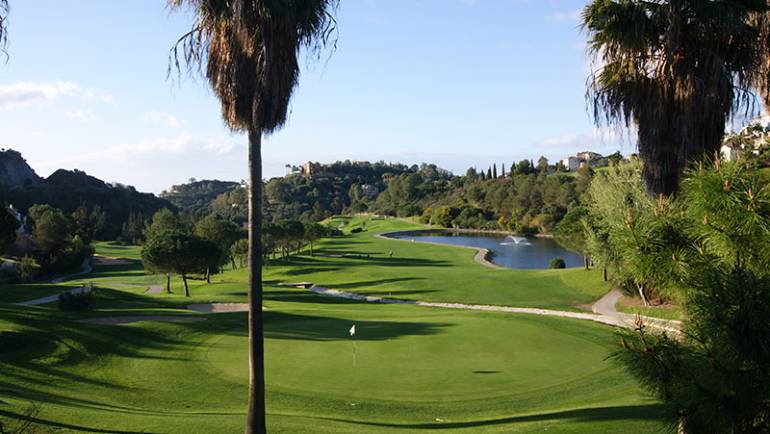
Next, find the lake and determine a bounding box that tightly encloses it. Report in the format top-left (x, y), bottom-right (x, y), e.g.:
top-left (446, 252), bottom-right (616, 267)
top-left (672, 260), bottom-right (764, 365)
top-left (389, 231), bottom-right (584, 270)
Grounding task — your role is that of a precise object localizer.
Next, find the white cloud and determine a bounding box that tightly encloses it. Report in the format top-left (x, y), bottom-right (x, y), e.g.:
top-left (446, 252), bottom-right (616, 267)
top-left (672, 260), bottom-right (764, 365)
top-left (144, 109), bottom-right (182, 129)
top-left (0, 81), bottom-right (79, 110)
top-left (47, 133), bottom-right (244, 167)
top-left (536, 127), bottom-right (635, 155)
top-left (549, 9), bottom-right (581, 23)
top-left (0, 81), bottom-right (114, 110)
top-left (65, 109), bottom-right (96, 122)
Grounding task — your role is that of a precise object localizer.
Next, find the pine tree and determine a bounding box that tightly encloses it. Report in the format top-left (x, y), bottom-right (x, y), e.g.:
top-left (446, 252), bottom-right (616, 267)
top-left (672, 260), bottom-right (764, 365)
top-left (607, 160), bottom-right (770, 433)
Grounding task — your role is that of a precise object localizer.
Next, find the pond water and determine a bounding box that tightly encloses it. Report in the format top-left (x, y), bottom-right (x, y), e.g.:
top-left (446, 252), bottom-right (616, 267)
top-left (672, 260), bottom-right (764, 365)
top-left (389, 231), bottom-right (583, 270)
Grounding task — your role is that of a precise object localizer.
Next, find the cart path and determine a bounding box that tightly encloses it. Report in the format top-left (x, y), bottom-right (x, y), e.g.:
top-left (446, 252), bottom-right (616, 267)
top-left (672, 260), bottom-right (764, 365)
top-left (308, 286), bottom-right (682, 335)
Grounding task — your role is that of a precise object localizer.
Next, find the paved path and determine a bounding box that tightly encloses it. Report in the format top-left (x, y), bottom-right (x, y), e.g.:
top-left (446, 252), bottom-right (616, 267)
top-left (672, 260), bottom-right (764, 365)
top-left (49, 258), bottom-right (92, 283)
top-left (15, 259), bottom-right (94, 306)
top-left (145, 285), bottom-right (164, 295)
top-left (186, 303), bottom-right (250, 313)
top-left (308, 286), bottom-right (681, 334)
top-left (14, 287), bottom-right (88, 306)
top-left (592, 289), bottom-right (682, 334)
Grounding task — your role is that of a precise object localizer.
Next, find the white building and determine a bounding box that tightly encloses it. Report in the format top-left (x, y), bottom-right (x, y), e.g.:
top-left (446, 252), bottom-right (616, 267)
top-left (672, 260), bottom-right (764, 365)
top-left (721, 144), bottom-right (739, 162)
top-left (561, 156), bottom-right (580, 171)
top-left (561, 151), bottom-right (606, 171)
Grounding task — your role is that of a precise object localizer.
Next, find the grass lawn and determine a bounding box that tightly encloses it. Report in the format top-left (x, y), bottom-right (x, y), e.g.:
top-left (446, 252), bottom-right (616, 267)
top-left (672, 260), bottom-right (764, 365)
top-left (0, 217), bottom-right (670, 433)
top-left (258, 216), bottom-right (611, 311)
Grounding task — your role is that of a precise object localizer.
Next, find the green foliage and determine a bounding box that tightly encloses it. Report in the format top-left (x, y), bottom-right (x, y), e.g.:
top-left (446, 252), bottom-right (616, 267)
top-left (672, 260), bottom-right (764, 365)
top-left (194, 214), bottom-right (241, 268)
top-left (553, 206), bottom-right (588, 254)
top-left (143, 209), bottom-right (185, 241)
top-left (17, 255), bottom-right (37, 283)
top-left (141, 229), bottom-right (220, 295)
top-left (549, 257), bottom-right (566, 269)
top-left (160, 179), bottom-right (240, 217)
top-left (58, 285), bottom-right (96, 311)
top-left (28, 204), bottom-right (71, 254)
top-left (1, 158), bottom-right (173, 240)
top-left (121, 211), bottom-right (147, 245)
top-left (264, 161), bottom-right (413, 222)
top-left (71, 204), bottom-right (106, 244)
top-left (611, 160), bottom-right (770, 433)
top-left (230, 238), bottom-right (248, 268)
top-left (584, 161), bottom-right (686, 302)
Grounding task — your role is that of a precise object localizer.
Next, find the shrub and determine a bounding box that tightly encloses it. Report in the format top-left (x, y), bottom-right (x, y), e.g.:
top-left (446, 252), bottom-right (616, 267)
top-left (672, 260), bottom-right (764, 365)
top-left (549, 257), bottom-right (566, 269)
top-left (350, 227), bottom-right (364, 234)
top-left (58, 284), bottom-right (96, 311)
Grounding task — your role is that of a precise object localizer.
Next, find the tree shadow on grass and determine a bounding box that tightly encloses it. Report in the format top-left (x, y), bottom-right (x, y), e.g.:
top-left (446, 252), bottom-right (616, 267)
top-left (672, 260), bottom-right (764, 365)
top-left (0, 408), bottom-right (157, 434)
top-left (189, 310), bottom-right (451, 342)
top-left (321, 404), bottom-right (666, 430)
top-left (327, 277), bottom-right (424, 290)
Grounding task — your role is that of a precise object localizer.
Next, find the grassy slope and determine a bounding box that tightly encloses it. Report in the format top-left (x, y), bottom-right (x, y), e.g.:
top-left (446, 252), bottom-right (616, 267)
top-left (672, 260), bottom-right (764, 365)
top-left (0, 221), bottom-right (669, 433)
top-left (259, 216), bottom-right (611, 311)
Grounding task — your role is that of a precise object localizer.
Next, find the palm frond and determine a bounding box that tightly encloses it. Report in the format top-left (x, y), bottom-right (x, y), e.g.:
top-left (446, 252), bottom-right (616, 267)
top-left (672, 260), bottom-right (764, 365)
top-left (0, 0), bottom-right (9, 56)
top-left (169, 0), bottom-right (338, 133)
top-left (583, 0), bottom-right (769, 195)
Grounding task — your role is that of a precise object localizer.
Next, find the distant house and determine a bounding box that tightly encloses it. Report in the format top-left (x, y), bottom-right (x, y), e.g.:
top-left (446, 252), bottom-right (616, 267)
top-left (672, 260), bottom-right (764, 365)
top-left (561, 151), bottom-right (608, 171)
top-left (722, 118), bottom-right (770, 162)
top-left (721, 144), bottom-right (739, 162)
top-left (6, 204), bottom-right (33, 255)
top-left (360, 184), bottom-right (379, 199)
top-left (561, 156), bottom-right (581, 171)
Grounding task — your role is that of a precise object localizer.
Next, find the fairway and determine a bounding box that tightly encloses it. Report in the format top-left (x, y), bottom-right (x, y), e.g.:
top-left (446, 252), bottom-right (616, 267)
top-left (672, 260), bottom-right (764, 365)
top-left (0, 217), bottom-right (668, 433)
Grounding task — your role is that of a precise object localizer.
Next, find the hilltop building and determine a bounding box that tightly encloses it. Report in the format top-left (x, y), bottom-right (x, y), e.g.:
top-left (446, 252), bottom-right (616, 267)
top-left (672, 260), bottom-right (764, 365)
top-left (561, 151), bottom-right (608, 171)
top-left (721, 118), bottom-right (770, 162)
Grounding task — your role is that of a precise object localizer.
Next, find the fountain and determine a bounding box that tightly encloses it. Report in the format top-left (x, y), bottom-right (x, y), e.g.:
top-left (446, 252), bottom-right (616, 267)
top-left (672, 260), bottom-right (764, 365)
top-left (500, 235), bottom-right (531, 246)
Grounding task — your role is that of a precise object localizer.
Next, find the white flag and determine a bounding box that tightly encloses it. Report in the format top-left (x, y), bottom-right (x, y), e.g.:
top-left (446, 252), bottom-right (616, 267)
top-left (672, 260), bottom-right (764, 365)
top-left (349, 325), bottom-right (356, 336)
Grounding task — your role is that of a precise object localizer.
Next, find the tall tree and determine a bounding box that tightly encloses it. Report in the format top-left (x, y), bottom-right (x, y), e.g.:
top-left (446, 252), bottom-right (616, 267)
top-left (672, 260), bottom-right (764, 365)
top-left (194, 214), bottom-right (240, 279)
top-left (492, 163), bottom-right (497, 179)
top-left (170, 2), bottom-right (338, 432)
top-left (142, 231), bottom-right (219, 296)
top-left (583, 0), bottom-right (769, 195)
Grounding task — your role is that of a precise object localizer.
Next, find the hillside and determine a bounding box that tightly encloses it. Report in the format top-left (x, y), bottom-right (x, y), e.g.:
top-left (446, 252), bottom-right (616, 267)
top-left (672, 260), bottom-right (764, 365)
top-left (0, 149), bottom-right (41, 188)
top-left (160, 179), bottom-right (240, 216)
top-left (0, 149), bottom-right (173, 239)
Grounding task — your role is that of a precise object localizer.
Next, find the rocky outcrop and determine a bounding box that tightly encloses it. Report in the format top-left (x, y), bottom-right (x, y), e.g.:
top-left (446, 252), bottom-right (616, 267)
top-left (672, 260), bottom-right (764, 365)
top-left (0, 149), bottom-right (41, 188)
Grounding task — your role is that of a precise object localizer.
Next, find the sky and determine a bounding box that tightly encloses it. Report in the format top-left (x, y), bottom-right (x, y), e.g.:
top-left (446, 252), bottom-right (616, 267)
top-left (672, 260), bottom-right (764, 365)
top-left (0, 0), bottom-right (636, 193)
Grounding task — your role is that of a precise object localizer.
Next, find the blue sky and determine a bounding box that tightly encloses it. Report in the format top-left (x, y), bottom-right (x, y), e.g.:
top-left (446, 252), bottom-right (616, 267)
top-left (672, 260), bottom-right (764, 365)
top-left (0, 0), bottom-right (633, 193)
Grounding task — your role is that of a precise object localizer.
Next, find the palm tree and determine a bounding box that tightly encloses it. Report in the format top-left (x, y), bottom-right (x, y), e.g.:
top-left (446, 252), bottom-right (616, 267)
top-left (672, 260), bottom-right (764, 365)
top-left (0, 0), bottom-right (9, 54)
top-left (582, 0), bottom-right (768, 195)
top-left (169, 1), bottom-right (337, 433)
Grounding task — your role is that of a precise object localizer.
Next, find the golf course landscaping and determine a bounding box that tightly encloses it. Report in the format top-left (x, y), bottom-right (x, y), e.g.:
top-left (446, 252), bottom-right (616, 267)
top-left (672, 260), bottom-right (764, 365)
top-left (0, 216), bottom-right (669, 433)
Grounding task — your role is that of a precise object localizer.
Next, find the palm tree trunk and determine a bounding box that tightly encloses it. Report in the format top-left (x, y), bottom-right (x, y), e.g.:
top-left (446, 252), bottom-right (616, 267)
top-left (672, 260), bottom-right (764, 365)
top-left (245, 127), bottom-right (266, 434)
top-left (206, 267), bottom-right (211, 284)
top-left (166, 273), bottom-right (171, 293)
